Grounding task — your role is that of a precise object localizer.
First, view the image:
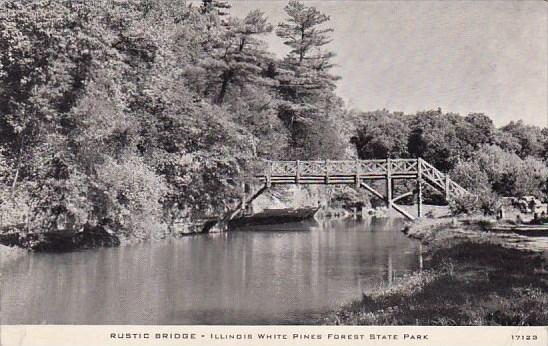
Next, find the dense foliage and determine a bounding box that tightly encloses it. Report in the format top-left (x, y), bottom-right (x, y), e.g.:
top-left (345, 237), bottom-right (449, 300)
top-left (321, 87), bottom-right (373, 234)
top-left (0, 0), bottom-right (546, 240)
top-left (0, 0), bottom-right (348, 239)
top-left (351, 109), bottom-right (547, 213)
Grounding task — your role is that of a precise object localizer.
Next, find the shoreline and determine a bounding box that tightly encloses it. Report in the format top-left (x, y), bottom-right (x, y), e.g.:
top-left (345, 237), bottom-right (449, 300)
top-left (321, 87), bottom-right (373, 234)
top-left (323, 214), bottom-right (547, 325)
top-left (3, 208), bottom-right (546, 326)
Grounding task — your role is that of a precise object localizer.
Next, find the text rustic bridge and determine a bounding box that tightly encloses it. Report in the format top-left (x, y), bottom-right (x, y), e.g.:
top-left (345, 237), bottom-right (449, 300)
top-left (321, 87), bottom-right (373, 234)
top-left (221, 158), bottom-right (468, 225)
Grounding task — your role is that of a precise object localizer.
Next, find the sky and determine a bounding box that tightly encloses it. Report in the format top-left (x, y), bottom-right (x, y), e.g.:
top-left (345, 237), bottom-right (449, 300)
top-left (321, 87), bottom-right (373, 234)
top-left (226, 0), bottom-right (547, 127)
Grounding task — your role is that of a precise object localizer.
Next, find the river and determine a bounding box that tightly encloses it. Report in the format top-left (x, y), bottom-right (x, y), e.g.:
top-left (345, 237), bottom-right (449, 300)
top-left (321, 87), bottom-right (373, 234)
top-left (1, 218), bottom-right (421, 324)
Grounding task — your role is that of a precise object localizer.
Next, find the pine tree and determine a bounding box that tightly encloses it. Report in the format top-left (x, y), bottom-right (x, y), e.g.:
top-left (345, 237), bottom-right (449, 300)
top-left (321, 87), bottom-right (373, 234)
top-left (276, 0), bottom-right (333, 66)
top-left (275, 1), bottom-right (339, 101)
top-left (194, 9), bottom-right (274, 105)
top-left (274, 1), bottom-right (343, 159)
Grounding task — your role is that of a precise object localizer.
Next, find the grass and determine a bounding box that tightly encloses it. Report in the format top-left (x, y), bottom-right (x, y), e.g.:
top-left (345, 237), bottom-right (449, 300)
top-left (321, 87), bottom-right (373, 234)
top-left (325, 218), bottom-right (548, 326)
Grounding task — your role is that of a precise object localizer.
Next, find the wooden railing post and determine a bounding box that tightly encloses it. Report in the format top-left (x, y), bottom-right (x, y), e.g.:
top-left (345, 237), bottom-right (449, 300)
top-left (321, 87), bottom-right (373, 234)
top-left (355, 158), bottom-right (360, 188)
top-left (266, 160), bottom-right (272, 187)
top-left (386, 158), bottom-right (392, 209)
top-left (417, 157), bottom-right (423, 218)
top-left (241, 181), bottom-right (246, 210)
top-left (296, 160), bottom-right (300, 184)
top-left (445, 174), bottom-right (450, 201)
top-left (325, 159), bottom-right (330, 184)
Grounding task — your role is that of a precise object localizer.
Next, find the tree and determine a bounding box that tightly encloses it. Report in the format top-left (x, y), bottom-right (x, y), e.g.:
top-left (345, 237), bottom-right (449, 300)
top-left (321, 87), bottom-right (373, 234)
top-left (214, 10), bottom-right (274, 105)
top-left (406, 110), bottom-right (462, 171)
top-left (276, 0), bottom-right (333, 66)
top-left (187, 9), bottom-right (274, 105)
top-left (450, 159), bottom-right (500, 216)
top-left (275, 0), bottom-right (338, 99)
top-left (464, 113), bottom-right (495, 146)
top-left (493, 130), bottom-right (522, 155)
top-left (405, 110), bottom-right (498, 171)
top-left (273, 1), bottom-right (344, 159)
top-left (0, 0), bottom-right (259, 240)
top-left (0, 0), bottom-right (102, 192)
top-left (465, 145), bottom-right (548, 198)
top-left (450, 160), bottom-right (491, 194)
top-left (352, 111), bottom-right (410, 159)
top-left (289, 115), bottom-right (346, 160)
top-left (498, 120), bottom-right (545, 159)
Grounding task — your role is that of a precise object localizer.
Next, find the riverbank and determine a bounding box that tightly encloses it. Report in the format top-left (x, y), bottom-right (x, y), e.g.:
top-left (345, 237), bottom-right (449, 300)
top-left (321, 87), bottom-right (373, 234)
top-left (325, 213), bottom-right (548, 325)
top-left (0, 186), bottom-right (330, 251)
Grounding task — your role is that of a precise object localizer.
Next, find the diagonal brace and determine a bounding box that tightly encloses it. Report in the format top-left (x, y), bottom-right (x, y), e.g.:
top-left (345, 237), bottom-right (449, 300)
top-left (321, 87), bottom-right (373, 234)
top-left (391, 203), bottom-right (415, 221)
top-left (360, 181), bottom-right (415, 221)
top-left (360, 181), bottom-right (384, 200)
top-left (225, 184), bottom-right (269, 222)
top-left (392, 191), bottom-right (413, 203)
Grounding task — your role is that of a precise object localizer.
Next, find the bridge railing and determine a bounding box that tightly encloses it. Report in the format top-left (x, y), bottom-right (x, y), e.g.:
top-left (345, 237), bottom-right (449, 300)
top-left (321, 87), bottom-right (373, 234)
top-left (391, 159), bottom-right (419, 175)
top-left (260, 159), bottom-right (421, 177)
top-left (254, 158), bottom-right (469, 198)
top-left (419, 159), bottom-right (468, 197)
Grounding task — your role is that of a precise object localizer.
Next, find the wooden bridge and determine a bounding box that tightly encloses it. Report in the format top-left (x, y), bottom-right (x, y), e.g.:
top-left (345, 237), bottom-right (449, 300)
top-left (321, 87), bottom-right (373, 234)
top-left (219, 158), bottom-right (468, 226)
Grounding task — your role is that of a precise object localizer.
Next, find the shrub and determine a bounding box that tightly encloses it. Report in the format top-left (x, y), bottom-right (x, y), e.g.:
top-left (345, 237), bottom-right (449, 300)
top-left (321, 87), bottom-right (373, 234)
top-left (449, 189), bottom-right (500, 216)
top-left (449, 194), bottom-right (479, 215)
top-left (95, 154), bottom-right (168, 239)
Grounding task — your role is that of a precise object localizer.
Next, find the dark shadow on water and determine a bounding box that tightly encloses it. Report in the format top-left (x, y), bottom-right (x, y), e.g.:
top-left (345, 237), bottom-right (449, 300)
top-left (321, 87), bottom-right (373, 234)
top-left (232, 220), bottom-right (318, 233)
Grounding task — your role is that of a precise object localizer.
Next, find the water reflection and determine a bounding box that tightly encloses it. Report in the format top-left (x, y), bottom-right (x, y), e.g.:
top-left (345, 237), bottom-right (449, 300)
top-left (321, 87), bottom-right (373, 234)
top-left (1, 218), bottom-right (420, 324)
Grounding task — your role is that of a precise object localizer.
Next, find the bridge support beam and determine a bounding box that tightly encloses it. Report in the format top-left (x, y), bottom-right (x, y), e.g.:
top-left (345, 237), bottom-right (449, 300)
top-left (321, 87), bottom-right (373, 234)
top-left (386, 158), bottom-right (392, 210)
top-left (355, 158), bottom-right (361, 188)
top-left (239, 184), bottom-right (268, 218)
top-left (360, 181), bottom-right (415, 221)
top-left (417, 180), bottom-right (423, 218)
top-left (445, 174), bottom-right (450, 201)
top-left (417, 158), bottom-right (423, 218)
top-left (241, 182), bottom-right (247, 211)
top-left (392, 203), bottom-right (415, 221)
top-left (360, 181), bottom-right (384, 200)
top-left (216, 183), bottom-right (270, 231)
top-left (392, 191), bottom-right (413, 203)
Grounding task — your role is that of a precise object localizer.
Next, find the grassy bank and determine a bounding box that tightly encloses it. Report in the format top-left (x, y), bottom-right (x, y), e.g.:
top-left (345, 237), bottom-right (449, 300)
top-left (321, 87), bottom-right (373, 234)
top-left (325, 215), bottom-right (548, 325)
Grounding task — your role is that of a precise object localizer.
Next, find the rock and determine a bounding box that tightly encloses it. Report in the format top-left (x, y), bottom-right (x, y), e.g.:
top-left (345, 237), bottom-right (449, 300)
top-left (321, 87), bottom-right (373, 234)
top-left (0, 229), bottom-right (24, 247)
top-left (207, 222), bottom-right (227, 233)
top-left (71, 224), bottom-right (120, 250)
top-left (171, 222), bottom-right (209, 236)
top-left (0, 224), bottom-right (120, 252)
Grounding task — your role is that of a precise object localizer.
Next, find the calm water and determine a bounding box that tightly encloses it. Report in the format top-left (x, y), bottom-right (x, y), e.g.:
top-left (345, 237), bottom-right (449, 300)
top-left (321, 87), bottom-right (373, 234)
top-left (1, 218), bottom-right (421, 324)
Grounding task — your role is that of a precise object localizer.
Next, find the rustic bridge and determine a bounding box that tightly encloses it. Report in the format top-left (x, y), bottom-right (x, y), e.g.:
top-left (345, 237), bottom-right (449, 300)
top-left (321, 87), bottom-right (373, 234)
top-left (220, 158), bottom-right (468, 226)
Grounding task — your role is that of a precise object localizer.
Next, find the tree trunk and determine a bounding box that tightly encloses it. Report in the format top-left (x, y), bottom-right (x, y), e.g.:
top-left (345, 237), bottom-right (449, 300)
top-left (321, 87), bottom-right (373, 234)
top-left (216, 70), bottom-right (233, 105)
top-left (239, 37), bottom-right (246, 52)
top-left (11, 134), bottom-right (24, 196)
top-left (299, 25), bottom-right (305, 64)
top-left (11, 166), bottom-right (19, 193)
